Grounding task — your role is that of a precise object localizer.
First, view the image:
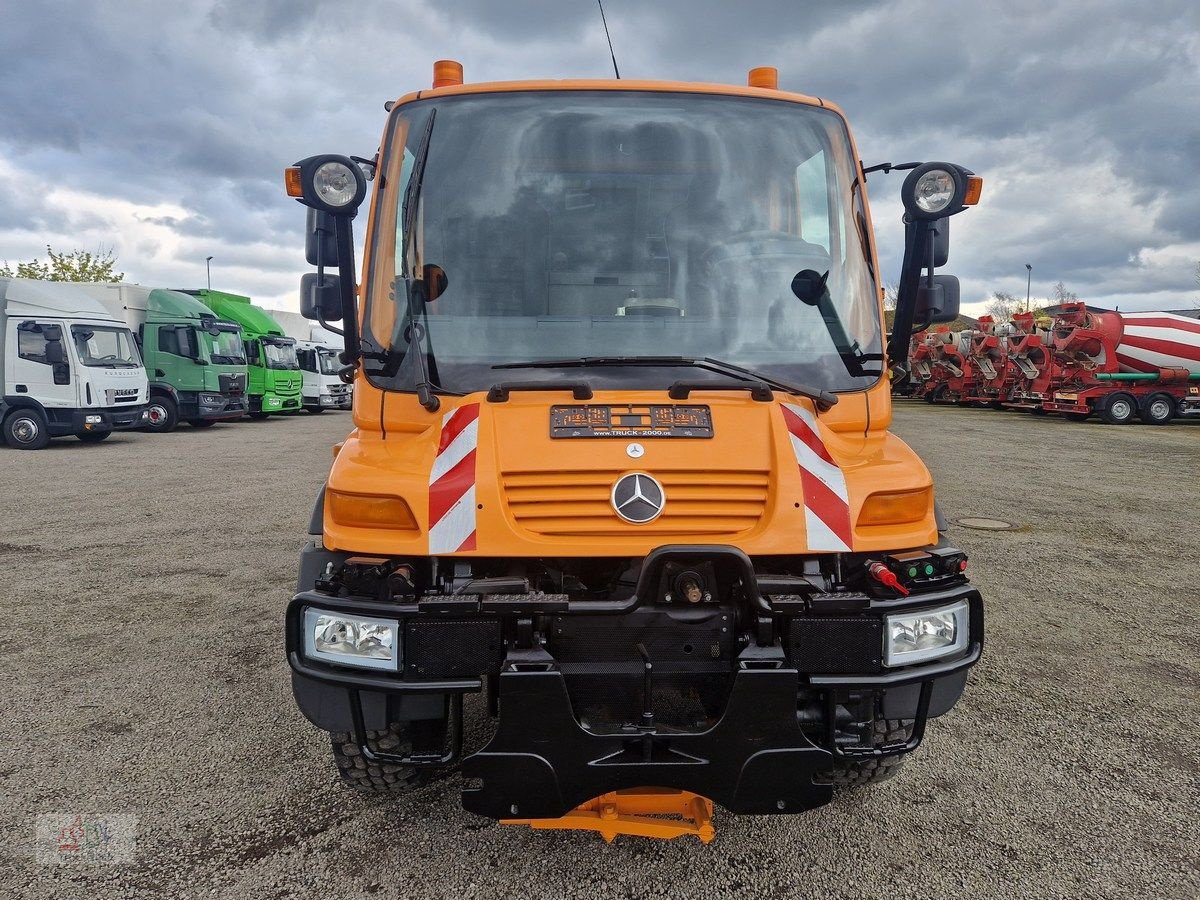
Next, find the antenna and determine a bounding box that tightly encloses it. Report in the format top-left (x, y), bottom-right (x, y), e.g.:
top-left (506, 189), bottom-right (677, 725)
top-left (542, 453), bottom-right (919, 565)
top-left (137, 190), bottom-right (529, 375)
top-left (597, 0), bottom-right (621, 79)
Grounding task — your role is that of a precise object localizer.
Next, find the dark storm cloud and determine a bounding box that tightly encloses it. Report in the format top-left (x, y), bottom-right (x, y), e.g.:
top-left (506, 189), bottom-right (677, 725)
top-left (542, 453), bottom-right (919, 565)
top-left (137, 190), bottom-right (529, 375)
top-left (0, 0), bottom-right (1197, 311)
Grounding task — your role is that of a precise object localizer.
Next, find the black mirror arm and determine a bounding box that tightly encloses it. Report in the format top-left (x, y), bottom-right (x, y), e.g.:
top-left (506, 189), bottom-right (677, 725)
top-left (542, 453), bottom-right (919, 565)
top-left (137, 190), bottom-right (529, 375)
top-left (887, 217), bottom-right (933, 371)
top-left (333, 215), bottom-right (361, 367)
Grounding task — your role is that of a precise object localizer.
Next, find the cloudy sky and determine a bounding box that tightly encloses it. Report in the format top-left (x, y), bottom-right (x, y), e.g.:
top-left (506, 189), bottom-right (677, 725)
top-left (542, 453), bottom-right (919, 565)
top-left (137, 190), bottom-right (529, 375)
top-left (2, 0), bottom-right (1198, 316)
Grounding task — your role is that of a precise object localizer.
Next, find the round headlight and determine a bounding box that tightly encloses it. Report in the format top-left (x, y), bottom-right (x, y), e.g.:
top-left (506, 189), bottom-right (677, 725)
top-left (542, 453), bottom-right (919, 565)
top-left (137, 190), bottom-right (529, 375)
top-left (313, 162), bottom-right (360, 209)
top-left (912, 168), bottom-right (956, 214)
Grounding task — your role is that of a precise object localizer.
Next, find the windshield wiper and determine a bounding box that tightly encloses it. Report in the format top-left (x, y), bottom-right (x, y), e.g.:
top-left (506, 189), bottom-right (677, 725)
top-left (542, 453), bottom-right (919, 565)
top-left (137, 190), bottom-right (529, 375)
top-left (387, 108), bottom-right (442, 412)
top-left (493, 356), bottom-right (838, 410)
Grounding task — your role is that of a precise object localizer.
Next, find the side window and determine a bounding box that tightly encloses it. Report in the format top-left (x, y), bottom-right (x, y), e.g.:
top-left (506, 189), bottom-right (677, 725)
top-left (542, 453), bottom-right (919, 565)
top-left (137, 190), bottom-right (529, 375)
top-left (245, 340), bottom-right (260, 364)
top-left (18, 326), bottom-right (50, 364)
top-left (158, 325), bottom-right (181, 356)
top-left (795, 151), bottom-right (831, 253)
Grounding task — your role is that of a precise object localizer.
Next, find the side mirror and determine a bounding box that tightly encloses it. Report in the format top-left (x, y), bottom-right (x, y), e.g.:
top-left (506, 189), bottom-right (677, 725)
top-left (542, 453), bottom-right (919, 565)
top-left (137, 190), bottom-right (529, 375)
top-left (46, 340), bottom-right (66, 365)
top-left (301, 272), bottom-right (343, 321)
top-left (790, 269), bottom-right (829, 306)
top-left (305, 208), bottom-right (338, 267)
top-left (916, 275), bottom-right (961, 324)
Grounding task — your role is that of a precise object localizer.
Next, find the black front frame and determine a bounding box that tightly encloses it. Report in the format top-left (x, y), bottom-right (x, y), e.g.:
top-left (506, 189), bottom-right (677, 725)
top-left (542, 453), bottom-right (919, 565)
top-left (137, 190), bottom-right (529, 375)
top-left (285, 545), bottom-right (982, 819)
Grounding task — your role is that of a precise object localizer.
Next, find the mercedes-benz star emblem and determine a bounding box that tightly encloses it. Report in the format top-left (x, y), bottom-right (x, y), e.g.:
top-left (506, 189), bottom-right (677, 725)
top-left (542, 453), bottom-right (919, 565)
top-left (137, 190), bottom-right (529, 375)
top-left (610, 472), bottom-right (666, 524)
top-left (626, 443), bottom-right (645, 459)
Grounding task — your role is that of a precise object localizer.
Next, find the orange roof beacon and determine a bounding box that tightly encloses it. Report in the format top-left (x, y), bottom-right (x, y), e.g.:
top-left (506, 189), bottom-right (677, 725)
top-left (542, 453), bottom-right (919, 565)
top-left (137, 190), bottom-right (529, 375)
top-left (283, 61), bottom-right (985, 842)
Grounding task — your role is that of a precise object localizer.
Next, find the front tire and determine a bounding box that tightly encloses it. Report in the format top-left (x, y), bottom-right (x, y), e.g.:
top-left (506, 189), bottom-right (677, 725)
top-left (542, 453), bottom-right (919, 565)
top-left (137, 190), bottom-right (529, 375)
top-left (145, 396), bottom-right (178, 433)
top-left (3, 409), bottom-right (51, 450)
top-left (77, 430), bottom-right (111, 442)
top-left (187, 418), bottom-right (218, 428)
top-left (330, 723), bottom-right (429, 794)
top-left (248, 411), bottom-right (270, 420)
top-left (821, 718), bottom-right (913, 789)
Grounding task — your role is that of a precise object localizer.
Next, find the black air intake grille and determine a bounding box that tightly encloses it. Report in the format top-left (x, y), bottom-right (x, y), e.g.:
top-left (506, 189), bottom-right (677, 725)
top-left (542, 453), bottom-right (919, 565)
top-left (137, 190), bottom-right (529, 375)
top-left (787, 617), bottom-right (883, 674)
top-left (405, 619), bottom-right (502, 679)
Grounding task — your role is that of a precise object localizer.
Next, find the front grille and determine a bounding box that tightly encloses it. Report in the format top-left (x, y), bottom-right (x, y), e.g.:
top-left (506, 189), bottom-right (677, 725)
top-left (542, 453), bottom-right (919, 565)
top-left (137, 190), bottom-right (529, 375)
top-left (105, 389), bottom-right (140, 404)
top-left (219, 373), bottom-right (246, 395)
top-left (787, 617), bottom-right (883, 674)
top-left (502, 468), bottom-right (769, 538)
top-left (405, 619), bottom-right (503, 679)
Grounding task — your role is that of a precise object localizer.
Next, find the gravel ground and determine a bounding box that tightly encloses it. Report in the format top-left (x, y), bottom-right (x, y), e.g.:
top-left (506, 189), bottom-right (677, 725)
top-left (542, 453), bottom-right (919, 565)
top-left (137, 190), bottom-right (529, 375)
top-left (1, 405), bottom-right (1197, 899)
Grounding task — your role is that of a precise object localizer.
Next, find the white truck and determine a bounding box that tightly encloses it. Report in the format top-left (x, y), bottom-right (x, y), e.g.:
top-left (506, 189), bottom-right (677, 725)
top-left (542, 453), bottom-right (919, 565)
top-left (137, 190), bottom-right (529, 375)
top-left (270, 310), bottom-right (351, 413)
top-left (1, 278), bottom-right (149, 449)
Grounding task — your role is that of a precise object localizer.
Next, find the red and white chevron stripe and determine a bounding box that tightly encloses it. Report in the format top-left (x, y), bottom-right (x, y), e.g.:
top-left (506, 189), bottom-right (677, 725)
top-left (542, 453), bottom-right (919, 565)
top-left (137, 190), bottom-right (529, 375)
top-left (428, 403), bottom-right (480, 554)
top-left (1116, 312), bottom-right (1200, 374)
top-left (782, 402), bottom-right (853, 553)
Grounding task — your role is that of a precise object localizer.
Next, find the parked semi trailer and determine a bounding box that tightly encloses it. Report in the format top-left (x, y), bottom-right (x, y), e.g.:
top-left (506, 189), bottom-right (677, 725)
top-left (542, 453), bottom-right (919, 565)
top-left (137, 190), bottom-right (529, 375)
top-left (281, 61), bottom-right (986, 841)
top-left (1, 278), bottom-right (148, 448)
top-left (81, 284), bottom-right (249, 431)
top-left (272, 310), bottom-right (352, 413)
top-left (185, 290), bottom-right (302, 419)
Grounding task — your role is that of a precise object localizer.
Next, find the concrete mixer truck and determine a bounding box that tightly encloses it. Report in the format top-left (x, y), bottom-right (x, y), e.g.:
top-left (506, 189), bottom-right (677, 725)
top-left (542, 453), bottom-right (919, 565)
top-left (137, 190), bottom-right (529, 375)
top-left (1039, 304), bottom-right (1200, 424)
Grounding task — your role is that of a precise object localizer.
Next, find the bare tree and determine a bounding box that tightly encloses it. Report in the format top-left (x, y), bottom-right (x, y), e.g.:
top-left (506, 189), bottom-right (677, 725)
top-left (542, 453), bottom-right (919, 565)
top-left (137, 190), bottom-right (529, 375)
top-left (985, 290), bottom-right (1021, 321)
top-left (1051, 281), bottom-right (1077, 303)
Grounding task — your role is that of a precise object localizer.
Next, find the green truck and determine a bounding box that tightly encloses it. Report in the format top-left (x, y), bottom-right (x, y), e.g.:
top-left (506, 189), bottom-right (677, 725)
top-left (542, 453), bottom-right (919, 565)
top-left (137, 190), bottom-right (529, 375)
top-left (185, 290), bottom-right (302, 418)
top-left (83, 284), bottom-right (249, 431)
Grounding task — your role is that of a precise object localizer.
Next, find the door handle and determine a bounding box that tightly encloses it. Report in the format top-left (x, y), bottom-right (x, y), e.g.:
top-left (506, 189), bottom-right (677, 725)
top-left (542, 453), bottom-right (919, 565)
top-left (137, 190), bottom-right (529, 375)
top-left (155, 369), bottom-right (166, 378)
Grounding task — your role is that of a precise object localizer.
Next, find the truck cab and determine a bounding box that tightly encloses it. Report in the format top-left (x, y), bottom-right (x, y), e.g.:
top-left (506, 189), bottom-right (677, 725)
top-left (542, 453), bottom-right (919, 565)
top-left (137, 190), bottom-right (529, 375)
top-left (283, 64), bottom-right (984, 836)
top-left (295, 339), bottom-right (351, 412)
top-left (79, 284), bottom-right (249, 431)
top-left (187, 290), bottom-right (302, 418)
top-left (1, 278), bottom-right (149, 449)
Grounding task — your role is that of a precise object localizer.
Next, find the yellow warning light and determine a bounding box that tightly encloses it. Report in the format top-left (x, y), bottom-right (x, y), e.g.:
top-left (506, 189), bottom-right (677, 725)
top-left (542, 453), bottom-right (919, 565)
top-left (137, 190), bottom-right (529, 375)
top-left (284, 167), bottom-right (303, 198)
top-left (748, 66), bottom-right (778, 90)
top-left (433, 59), bottom-right (464, 88)
top-left (963, 175), bottom-right (984, 206)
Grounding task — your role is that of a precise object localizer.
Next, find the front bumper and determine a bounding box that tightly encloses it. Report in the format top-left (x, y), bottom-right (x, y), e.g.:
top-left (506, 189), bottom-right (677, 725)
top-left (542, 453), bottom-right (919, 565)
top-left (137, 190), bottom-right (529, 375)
top-left (286, 545), bottom-right (982, 819)
top-left (48, 404), bottom-right (150, 435)
top-left (198, 393), bottom-right (247, 420)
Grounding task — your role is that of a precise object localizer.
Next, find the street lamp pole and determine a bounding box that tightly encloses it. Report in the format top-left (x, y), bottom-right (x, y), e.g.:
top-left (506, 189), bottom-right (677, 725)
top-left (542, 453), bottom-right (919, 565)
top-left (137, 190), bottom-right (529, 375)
top-left (1025, 263), bottom-right (1032, 313)
top-left (206, 256), bottom-right (214, 290)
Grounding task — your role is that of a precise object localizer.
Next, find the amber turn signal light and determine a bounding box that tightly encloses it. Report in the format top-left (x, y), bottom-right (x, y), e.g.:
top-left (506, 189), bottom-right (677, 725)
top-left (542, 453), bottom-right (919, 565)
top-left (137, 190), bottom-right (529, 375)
top-left (963, 175), bottom-right (983, 206)
top-left (284, 166), bottom-right (303, 198)
top-left (328, 490), bottom-right (419, 530)
top-left (859, 488), bottom-right (931, 526)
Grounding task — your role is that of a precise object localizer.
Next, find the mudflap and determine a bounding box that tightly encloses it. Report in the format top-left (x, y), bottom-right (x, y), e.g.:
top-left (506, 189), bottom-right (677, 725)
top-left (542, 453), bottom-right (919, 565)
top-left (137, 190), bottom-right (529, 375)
top-left (462, 665), bottom-right (833, 820)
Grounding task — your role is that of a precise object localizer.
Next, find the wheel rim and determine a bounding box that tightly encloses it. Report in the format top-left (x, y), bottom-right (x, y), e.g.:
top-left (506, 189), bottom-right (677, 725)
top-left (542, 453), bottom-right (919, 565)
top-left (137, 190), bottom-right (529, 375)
top-left (148, 403), bottom-right (168, 426)
top-left (1150, 399), bottom-right (1171, 419)
top-left (12, 416), bottom-right (38, 443)
top-left (1111, 399), bottom-right (1132, 420)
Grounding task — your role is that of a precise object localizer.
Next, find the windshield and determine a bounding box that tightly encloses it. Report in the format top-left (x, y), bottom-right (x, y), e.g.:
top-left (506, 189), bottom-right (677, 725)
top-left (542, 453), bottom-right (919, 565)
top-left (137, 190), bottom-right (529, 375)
top-left (317, 350), bottom-right (341, 375)
top-left (71, 325), bottom-right (141, 368)
top-left (206, 328), bottom-right (246, 365)
top-left (262, 338), bottom-right (299, 370)
top-left (363, 91), bottom-right (880, 395)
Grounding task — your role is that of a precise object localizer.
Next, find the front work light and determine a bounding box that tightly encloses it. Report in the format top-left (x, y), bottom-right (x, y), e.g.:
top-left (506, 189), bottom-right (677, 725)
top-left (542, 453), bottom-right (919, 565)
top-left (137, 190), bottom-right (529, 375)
top-left (303, 607), bottom-right (399, 670)
top-left (912, 169), bottom-right (956, 215)
top-left (884, 600), bottom-right (969, 667)
top-left (285, 154), bottom-right (367, 215)
top-left (900, 162), bottom-right (979, 220)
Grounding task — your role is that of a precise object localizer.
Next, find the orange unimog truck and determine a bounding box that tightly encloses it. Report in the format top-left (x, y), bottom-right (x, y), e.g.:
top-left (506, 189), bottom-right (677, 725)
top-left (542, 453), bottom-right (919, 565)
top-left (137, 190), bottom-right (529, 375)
top-left (283, 61), bottom-right (984, 841)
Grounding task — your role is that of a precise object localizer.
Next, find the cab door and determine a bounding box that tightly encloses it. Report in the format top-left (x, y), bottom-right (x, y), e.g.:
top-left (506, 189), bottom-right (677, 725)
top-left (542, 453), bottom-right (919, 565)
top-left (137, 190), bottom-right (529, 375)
top-left (7, 320), bottom-right (79, 409)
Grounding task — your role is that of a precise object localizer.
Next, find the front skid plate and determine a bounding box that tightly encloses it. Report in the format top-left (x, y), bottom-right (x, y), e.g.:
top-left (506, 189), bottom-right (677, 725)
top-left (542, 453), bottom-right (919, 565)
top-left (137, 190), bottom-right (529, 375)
top-left (462, 667), bottom-right (833, 819)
